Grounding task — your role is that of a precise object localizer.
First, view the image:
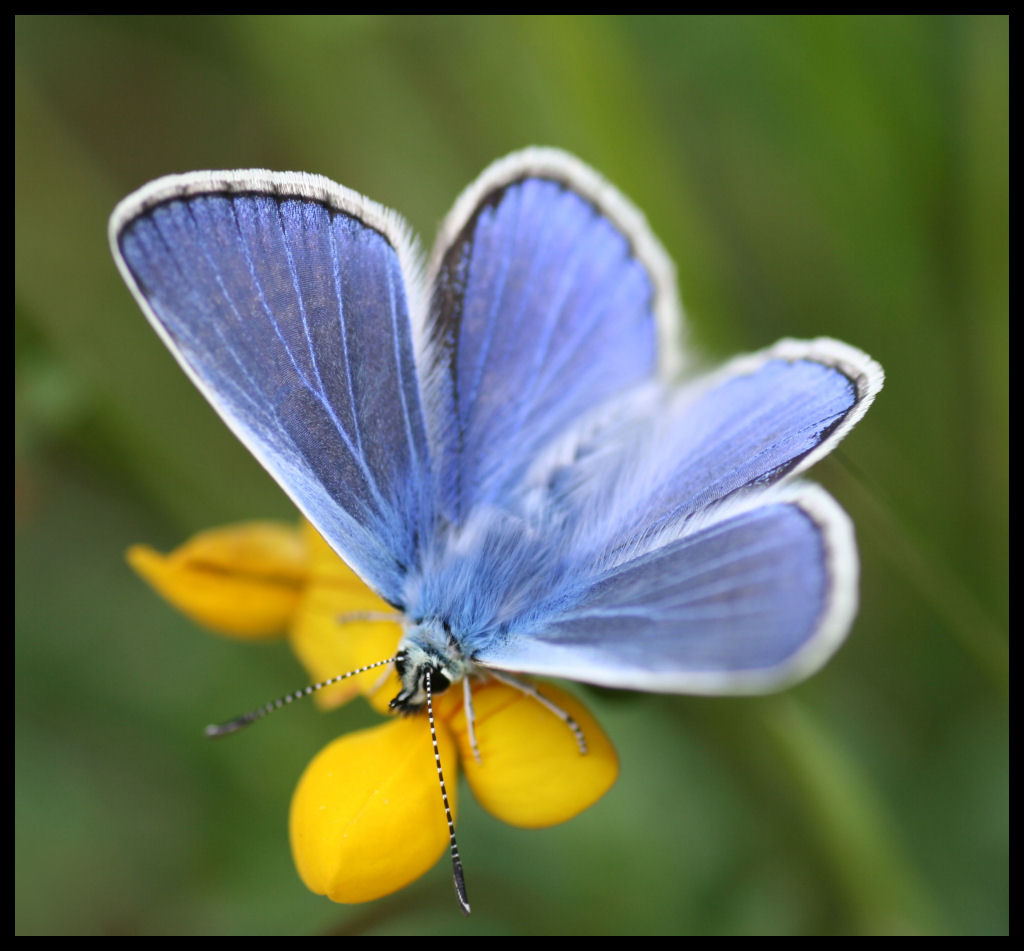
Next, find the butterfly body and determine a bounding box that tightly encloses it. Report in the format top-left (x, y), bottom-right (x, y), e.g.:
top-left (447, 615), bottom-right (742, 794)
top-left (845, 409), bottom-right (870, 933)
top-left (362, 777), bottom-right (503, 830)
top-left (111, 149), bottom-right (882, 712)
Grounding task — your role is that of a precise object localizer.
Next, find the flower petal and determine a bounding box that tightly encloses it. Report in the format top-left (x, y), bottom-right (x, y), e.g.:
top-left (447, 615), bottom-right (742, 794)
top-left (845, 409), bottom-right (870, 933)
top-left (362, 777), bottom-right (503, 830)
top-left (126, 522), bottom-right (306, 640)
top-left (289, 524), bottom-right (402, 711)
top-left (290, 715), bottom-right (458, 904)
top-left (449, 681), bottom-right (618, 828)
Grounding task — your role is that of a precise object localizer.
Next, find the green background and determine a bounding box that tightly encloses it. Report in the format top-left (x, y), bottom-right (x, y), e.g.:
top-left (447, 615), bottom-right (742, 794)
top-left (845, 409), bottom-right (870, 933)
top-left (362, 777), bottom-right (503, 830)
top-left (15, 16), bottom-right (1007, 936)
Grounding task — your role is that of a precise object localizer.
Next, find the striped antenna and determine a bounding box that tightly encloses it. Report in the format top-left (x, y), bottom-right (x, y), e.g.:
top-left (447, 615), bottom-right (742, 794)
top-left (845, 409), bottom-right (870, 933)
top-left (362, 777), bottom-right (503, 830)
top-left (425, 668), bottom-right (471, 915)
top-left (204, 657), bottom-right (396, 737)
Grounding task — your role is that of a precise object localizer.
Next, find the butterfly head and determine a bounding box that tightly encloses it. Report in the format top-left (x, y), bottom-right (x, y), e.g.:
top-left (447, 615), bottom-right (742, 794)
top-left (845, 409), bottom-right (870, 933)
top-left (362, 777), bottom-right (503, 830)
top-left (389, 622), bottom-right (469, 714)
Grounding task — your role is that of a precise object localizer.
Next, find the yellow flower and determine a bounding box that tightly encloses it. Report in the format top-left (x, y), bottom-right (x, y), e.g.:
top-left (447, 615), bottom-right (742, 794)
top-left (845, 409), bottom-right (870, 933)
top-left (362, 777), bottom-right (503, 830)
top-left (127, 522), bottom-right (307, 640)
top-left (129, 520), bottom-right (619, 905)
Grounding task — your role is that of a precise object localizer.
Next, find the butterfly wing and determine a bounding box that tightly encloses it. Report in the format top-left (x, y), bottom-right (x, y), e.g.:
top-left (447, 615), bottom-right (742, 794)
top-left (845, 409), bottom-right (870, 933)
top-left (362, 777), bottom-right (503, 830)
top-left (476, 484), bottom-right (858, 694)
top-left (420, 149), bottom-right (681, 525)
top-left (560, 338), bottom-right (884, 560)
top-left (110, 171), bottom-right (431, 606)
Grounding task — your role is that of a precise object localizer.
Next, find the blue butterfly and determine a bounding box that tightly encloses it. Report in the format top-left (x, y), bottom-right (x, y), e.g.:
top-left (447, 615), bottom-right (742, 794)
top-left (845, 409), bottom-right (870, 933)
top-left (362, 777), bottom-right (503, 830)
top-left (110, 149), bottom-right (882, 909)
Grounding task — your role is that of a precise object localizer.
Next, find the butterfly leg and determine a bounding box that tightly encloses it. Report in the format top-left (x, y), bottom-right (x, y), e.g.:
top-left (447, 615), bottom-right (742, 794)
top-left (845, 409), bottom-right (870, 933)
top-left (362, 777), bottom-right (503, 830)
top-left (486, 670), bottom-right (588, 755)
top-left (462, 677), bottom-right (482, 764)
top-left (368, 664), bottom-right (394, 696)
top-left (335, 610), bottom-right (404, 624)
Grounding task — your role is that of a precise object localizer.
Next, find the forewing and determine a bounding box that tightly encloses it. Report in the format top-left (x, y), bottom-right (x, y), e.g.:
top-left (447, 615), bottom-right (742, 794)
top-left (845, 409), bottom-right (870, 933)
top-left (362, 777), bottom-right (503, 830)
top-left (421, 148), bottom-right (680, 524)
top-left (110, 171), bottom-right (431, 606)
top-left (475, 485), bottom-right (858, 694)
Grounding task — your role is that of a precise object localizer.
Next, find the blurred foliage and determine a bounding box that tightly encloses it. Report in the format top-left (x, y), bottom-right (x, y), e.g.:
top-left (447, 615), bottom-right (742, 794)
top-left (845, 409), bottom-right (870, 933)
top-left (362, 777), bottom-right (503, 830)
top-left (16, 15), bottom-right (1006, 935)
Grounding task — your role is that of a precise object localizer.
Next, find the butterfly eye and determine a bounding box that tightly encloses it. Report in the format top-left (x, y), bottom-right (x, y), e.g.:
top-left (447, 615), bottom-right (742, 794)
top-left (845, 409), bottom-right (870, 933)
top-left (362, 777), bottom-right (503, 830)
top-left (428, 667), bottom-right (451, 693)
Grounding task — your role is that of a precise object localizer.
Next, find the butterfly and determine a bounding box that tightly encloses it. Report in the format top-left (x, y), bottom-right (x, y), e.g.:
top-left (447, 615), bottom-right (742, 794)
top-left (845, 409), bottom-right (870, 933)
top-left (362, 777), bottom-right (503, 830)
top-left (110, 149), bottom-right (882, 911)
